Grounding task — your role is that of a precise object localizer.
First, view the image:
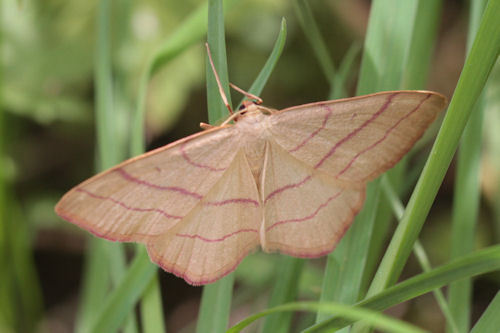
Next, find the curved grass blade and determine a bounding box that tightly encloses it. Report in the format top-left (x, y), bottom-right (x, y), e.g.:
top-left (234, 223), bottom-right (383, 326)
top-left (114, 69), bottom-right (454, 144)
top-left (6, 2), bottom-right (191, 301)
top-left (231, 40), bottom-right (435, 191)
top-left (292, 0), bottom-right (335, 82)
top-left (89, 248), bottom-right (157, 333)
top-left (228, 302), bottom-right (426, 333)
top-left (236, 17), bottom-right (287, 109)
top-left (381, 177), bottom-right (458, 333)
top-left (470, 292), bottom-right (500, 333)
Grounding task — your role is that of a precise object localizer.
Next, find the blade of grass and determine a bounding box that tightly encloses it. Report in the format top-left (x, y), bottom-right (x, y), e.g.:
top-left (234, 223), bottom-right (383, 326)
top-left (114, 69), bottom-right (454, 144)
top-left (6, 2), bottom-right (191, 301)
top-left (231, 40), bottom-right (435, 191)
top-left (329, 43), bottom-right (361, 99)
top-left (196, 1), bottom-right (234, 332)
top-left (229, 302), bottom-right (426, 333)
top-left (470, 292), bottom-right (500, 333)
top-left (381, 177), bottom-right (458, 333)
top-left (0, 194), bottom-right (43, 332)
top-left (447, 1), bottom-right (488, 332)
top-left (355, 1), bottom-right (500, 331)
top-left (356, 0), bottom-right (418, 93)
top-left (236, 17), bottom-right (287, 109)
top-left (292, 0), bottom-right (335, 83)
top-left (140, 276), bottom-right (165, 333)
top-left (303, 244), bottom-right (500, 332)
top-left (261, 257), bottom-right (305, 333)
top-left (76, 1), bottom-right (126, 331)
top-left (205, 0), bottom-right (232, 123)
top-left (316, 183), bottom-right (380, 325)
top-left (402, 0), bottom-right (443, 89)
top-left (89, 248), bottom-right (157, 332)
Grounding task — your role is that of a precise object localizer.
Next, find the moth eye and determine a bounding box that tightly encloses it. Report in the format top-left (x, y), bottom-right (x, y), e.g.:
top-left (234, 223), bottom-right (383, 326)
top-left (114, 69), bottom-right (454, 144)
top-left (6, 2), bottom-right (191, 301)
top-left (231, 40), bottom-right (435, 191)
top-left (238, 104), bottom-right (246, 111)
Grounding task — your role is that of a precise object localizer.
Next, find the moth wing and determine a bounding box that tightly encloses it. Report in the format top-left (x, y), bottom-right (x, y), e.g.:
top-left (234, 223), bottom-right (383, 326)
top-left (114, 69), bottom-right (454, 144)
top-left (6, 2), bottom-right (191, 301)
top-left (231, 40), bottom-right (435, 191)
top-left (55, 125), bottom-right (242, 243)
top-left (268, 91), bottom-right (447, 184)
top-left (146, 150), bottom-right (261, 285)
top-left (262, 140), bottom-right (365, 257)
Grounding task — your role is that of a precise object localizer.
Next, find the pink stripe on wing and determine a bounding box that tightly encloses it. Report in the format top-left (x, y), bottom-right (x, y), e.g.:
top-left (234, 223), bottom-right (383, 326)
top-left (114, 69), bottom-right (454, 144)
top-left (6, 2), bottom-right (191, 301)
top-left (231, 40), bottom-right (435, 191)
top-left (76, 188), bottom-right (183, 220)
top-left (314, 92), bottom-right (399, 169)
top-left (205, 198), bottom-right (259, 207)
top-left (176, 228), bottom-right (258, 243)
top-left (180, 141), bottom-right (227, 172)
top-left (266, 190), bottom-right (344, 231)
top-left (264, 175), bottom-right (313, 203)
top-left (289, 104), bottom-right (333, 152)
top-left (116, 168), bottom-right (203, 199)
top-left (335, 93), bottom-right (432, 178)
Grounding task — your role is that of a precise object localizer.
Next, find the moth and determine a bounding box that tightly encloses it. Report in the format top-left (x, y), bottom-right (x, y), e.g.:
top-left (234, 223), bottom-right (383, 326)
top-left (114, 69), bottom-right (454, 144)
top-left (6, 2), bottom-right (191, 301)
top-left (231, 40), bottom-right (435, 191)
top-left (56, 47), bottom-right (447, 285)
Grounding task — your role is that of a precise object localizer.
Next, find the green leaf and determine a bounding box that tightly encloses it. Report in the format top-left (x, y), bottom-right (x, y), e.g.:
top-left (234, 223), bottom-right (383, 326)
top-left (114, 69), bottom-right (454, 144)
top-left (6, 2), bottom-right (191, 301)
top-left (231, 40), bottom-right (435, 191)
top-left (236, 17), bottom-right (287, 108)
top-left (470, 292), bottom-right (500, 333)
top-left (448, 1), bottom-right (488, 332)
top-left (261, 257), bottom-right (305, 333)
top-left (229, 302), bottom-right (426, 333)
top-left (89, 248), bottom-right (157, 333)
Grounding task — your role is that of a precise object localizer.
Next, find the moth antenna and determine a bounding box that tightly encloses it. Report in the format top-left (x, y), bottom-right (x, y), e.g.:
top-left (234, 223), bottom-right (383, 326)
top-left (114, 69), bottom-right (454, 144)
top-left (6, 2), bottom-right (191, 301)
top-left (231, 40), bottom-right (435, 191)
top-left (229, 83), bottom-right (263, 105)
top-left (205, 43), bottom-right (233, 114)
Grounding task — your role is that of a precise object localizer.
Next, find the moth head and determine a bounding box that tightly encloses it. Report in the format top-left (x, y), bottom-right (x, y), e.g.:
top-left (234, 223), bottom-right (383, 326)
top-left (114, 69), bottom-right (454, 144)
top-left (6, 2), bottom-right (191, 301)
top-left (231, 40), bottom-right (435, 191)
top-left (234, 100), bottom-right (259, 121)
top-left (233, 100), bottom-right (275, 123)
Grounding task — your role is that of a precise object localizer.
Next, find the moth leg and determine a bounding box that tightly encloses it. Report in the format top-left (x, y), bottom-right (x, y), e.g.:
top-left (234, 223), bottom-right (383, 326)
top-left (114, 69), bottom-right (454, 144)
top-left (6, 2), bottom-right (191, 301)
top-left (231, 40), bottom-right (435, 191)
top-left (200, 122), bottom-right (214, 130)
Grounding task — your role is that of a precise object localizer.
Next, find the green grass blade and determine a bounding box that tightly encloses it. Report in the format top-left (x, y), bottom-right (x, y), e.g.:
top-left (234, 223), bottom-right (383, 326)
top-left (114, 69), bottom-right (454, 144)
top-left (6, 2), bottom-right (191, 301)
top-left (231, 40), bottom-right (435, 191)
top-left (76, 1), bottom-right (123, 331)
top-left (357, 0), bottom-right (417, 93)
top-left (236, 17), bottom-right (287, 108)
top-left (196, 1), bottom-right (234, 332)
top-left (448, 2), bottom-right (488, 332)
top-left (329, 43), bottom-right (361, 99)
top-left (229, 302), bottom-right (426, 333)
top-left (364, 0), bottom-right (500, 301)
top-left (316, 182), bottom-right (380, 325)
top-left (140, 275), bottom-right (165, 333)
top-left (470, 292), bottom-right (500, 333)
top-left (205, 0), bottom-right (232, 123)
top-left (94, 0), bottom-right (116, 170)
top-left (131, 0), bottom-right (241, 156)
top-left (261, 257), bottom-right (305, 333)
top-left (381, 177), bottom-right (458, 333)
top-left (0, 195), bottom-right (43, 333)
top-left (292, 0), bottom-right (335, 82)
top-left (402, 0), bottom-right (443, 89)
top-left (89, 248), bottom-right (157, 332)
top-left (196, 274), bottom-right (235, 333)
top-left (303, 245), bottom-right (500, 332)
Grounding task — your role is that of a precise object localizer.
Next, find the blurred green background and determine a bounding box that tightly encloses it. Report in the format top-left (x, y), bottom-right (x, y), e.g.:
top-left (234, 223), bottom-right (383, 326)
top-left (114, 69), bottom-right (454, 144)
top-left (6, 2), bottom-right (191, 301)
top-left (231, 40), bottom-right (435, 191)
top-left (1, 0), bottom-right (499, 332)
